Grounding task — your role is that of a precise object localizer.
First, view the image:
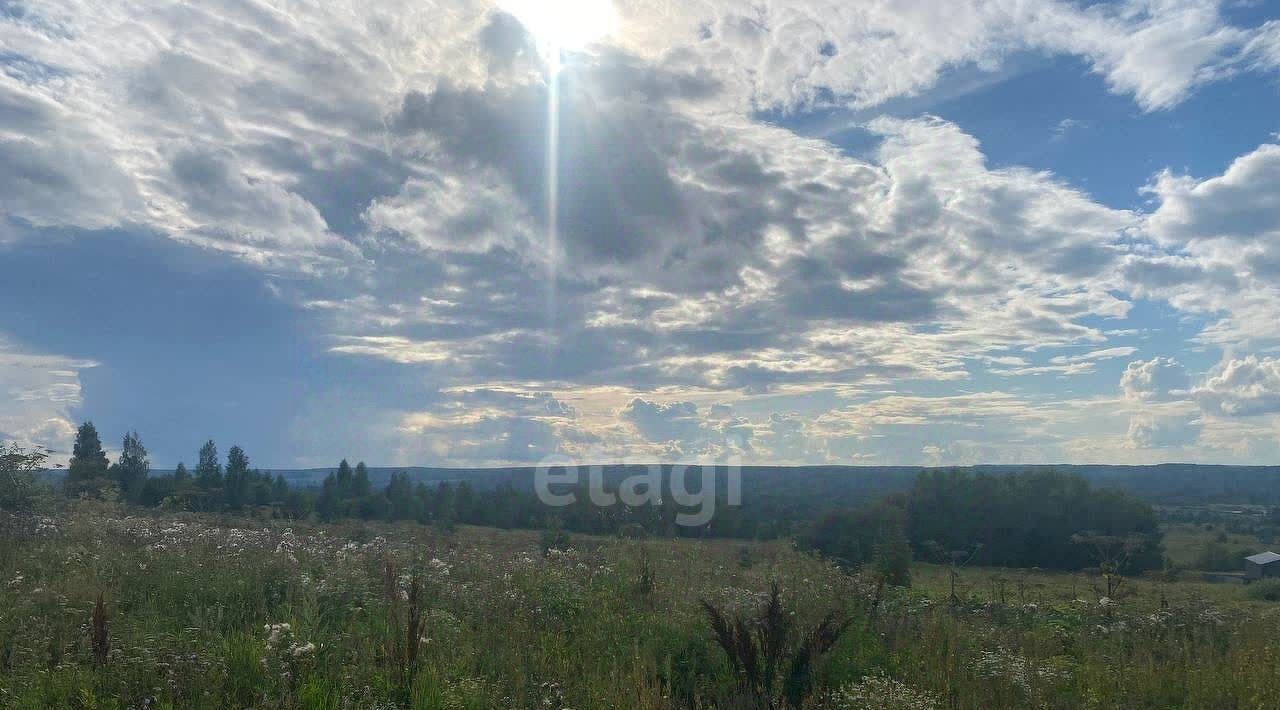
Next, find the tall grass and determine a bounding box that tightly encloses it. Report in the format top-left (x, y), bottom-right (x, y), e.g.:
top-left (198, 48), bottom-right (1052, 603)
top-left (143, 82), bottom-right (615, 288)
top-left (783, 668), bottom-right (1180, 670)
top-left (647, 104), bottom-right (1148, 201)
top-left (1, 503), bottom-right (1278, 708)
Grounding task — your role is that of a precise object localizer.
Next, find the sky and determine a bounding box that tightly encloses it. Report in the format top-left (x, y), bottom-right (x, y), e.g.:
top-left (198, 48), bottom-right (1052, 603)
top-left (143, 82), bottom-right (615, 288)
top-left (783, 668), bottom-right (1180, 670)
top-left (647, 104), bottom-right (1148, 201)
top-left (2, 0), bottom-right (1280, 469)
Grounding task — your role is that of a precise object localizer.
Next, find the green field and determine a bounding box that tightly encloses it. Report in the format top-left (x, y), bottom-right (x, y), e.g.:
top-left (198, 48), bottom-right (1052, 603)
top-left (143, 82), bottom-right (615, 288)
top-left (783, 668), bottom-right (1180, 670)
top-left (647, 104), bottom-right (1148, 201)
top-left (4, 503), bottom-right (1280, 709)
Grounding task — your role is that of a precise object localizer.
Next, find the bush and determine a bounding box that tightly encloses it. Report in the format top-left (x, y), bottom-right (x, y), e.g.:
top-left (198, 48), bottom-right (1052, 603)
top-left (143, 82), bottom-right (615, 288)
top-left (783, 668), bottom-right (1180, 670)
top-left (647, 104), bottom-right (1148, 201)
top-left (0, 443), bottom-right (50, 512)
top-left (1197, 542), bottom-right (1256, 572)
top-left (872, 535), bottom-right (913, 588)
top-left (1246, 579), bottom-right (1280, 602)
top-left (540, 517), bottom-right (571, 555)
top-left (800, 501), bottom-right (908, 571)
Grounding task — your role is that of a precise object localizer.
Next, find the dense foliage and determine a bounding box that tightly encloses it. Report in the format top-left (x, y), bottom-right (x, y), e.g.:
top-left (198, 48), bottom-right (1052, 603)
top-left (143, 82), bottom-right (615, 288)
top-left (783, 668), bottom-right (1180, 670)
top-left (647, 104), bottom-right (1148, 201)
top-left (797, 499), bottom-right (912, 585)
top-left (906, 469), bottom-right (1164, 572)
top-left (801, 470), bottom-right (1164, 574)
top-left (0, 442), bottom-right (49, 511)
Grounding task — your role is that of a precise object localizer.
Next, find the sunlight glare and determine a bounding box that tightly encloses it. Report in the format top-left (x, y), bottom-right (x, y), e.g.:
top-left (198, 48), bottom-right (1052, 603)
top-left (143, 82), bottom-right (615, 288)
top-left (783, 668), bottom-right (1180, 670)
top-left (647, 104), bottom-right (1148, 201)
top-left (500, 0), bottom-right (618, 60)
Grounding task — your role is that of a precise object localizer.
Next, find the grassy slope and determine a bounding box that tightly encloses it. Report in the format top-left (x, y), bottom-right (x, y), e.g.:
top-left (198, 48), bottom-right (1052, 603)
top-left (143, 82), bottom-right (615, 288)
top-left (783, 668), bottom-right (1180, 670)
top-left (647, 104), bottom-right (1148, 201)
top-left (3, 504), bottom-right (1280, 708)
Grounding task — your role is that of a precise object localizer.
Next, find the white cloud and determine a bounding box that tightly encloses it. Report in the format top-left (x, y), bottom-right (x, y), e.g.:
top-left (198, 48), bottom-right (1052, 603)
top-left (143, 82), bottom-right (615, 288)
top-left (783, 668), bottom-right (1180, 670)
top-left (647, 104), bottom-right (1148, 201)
top-left (3, 0), bottom-right (1279, 465)
top-left (1061, 0), bottom-right (1253, 111)
top-left (0, 337), bottom-right (97, 459)
top-left (1145, 143), bottom-right (1280, 244)
top-left (1244, 19), bottom-right (1280, 71)
top-left (1127, 413), bottom-right (1202, 448)
top-left (619, 398), bottom-right (752, 459)
top-left (615, 0), bottom-right (1275, 112)
top-left (396, 388), bottom-right (584, 465)
top-left (1134, 141), bottom-right (1280, 347)
top-left (1121, 357), bottom-right (1190, 402)
top-left (1195, 356), bottom-right (1280, 417)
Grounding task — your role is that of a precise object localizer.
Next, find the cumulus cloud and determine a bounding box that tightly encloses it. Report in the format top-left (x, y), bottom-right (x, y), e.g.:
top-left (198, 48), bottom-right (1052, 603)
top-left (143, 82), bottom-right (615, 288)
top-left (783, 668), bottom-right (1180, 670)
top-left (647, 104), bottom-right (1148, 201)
top-left (1126, 413), bottom-right (1202, 448)
top-left (3, 0), bottom-right (1279, 466)
top-left (1133, 141), bottom-right (1280, 346)
top-left (396, 388), bottom-right (585, 465)
top-left (0, 337), bottom-right (97, 458)
top-left (0, 0), bottom-right (488, 271)
top-left (1145, 143), bottom-right (1280, 245)
top-left (756, 413), bottom-right (814, 462)
top-left (1121, 357), bottom-right (1190, 402)
top-left (619, 398), bottom-right (751, 459)
top-left (1194, 356), bottom-right (1280, 417)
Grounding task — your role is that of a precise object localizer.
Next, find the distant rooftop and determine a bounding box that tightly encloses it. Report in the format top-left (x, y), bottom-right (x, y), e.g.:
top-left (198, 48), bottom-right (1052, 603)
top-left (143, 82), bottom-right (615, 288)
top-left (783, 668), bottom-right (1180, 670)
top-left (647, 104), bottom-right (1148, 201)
top-left (1245, 551), bottom-right (1280, 565)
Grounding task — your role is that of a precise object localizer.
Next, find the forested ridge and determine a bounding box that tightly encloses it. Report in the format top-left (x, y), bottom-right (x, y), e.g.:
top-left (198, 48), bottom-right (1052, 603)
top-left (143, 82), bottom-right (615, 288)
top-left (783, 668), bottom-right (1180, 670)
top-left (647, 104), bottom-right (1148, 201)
top-left (8, 422), bottom-right (1173, 573)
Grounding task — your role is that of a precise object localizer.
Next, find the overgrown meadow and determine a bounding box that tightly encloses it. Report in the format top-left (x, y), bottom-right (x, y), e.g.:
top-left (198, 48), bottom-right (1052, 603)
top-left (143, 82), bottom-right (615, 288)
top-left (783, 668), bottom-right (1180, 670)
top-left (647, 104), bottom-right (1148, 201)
top-left (3, 502), bottom-right (1280, 709)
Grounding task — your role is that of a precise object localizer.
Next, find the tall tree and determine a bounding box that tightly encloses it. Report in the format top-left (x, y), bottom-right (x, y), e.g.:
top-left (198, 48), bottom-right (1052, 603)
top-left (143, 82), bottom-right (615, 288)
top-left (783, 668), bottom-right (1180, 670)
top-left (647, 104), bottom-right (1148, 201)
top-left (335, 459), bottom-right (354, 498)
top-left (386, 472), bottom-right (415, 521)
top-left (317, 473), bottom-right (340, 521)
top-left (224, 445), bottom-right (251, 509)
top-left (66, 422), bottom-right (110, 496)
top-left (271, 474), bottom-right (288, 502)
top-left (353, 461), bottom-right (372, 497)
top-left (113, 431), bottom-right (149, 503)
top-left (194, 440), bottom-right (222, 490)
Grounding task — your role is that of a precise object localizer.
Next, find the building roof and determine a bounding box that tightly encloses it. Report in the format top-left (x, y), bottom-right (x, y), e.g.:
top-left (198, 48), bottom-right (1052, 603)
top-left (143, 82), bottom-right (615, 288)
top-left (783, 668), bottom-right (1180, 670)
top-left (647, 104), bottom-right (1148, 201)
top-left (1245, 551), bottom-right (1280, 565)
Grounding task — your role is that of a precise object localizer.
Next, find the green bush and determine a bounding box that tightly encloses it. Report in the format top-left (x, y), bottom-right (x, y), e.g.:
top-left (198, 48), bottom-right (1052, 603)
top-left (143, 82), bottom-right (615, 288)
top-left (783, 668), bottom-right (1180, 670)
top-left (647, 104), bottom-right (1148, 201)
top-left (0, 442), bottom-right (50, 512)
top-left (1246, 578), bottom-right (1280, 602)
top-left (1197, 541), bottom-right (1257, 572)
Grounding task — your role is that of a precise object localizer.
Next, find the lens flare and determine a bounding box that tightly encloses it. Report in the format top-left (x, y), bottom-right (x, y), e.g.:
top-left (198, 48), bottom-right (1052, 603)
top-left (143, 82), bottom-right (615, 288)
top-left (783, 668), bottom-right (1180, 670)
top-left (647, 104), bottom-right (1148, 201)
top-left (499, 0), bottom-right (618, 58)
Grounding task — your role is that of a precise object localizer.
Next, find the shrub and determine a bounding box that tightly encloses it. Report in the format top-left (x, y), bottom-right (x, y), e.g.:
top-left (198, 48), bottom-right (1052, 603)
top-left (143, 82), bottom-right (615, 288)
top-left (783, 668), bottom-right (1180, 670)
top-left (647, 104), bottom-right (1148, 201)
top-left (701, 581), bottom-right (852, 708)
top-left (1246, 579), bottom-right (1280, 602)
top-left (1197, 541), bottom-right (1256, 572)
top-left (0, 443), bottom-right (50, 512)
top-left (539, 517), bottom-right (571, 555)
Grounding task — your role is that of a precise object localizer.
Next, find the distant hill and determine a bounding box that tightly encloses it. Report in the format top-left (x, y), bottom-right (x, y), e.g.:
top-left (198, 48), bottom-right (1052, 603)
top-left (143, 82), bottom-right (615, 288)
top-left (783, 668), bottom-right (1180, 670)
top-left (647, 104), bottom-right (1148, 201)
top-left (225, 463), bottom-right (1280, 508)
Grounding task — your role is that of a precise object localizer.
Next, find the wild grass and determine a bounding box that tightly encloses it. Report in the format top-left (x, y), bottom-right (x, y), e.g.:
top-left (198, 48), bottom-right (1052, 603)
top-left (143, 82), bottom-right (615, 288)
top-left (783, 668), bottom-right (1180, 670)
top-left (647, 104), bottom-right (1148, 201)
top-left (1162, 522), bottom-right (1264, 570)
top-left (2, 502), bottom-right (1280, 708)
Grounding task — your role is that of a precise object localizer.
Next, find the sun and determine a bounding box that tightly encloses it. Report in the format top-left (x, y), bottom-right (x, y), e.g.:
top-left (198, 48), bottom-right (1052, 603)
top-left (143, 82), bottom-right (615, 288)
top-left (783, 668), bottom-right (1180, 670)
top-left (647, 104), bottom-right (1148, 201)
top-left (500, 0), bottom-right (618, 60)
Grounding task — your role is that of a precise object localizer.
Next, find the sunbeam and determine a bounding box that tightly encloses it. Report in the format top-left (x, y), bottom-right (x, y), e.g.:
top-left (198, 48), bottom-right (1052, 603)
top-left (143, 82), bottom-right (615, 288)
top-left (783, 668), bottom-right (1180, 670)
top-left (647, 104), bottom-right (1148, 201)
top-left (546, 50), bottom-right (561, 334)
top-left (500, 0), bottom-right (617, 59)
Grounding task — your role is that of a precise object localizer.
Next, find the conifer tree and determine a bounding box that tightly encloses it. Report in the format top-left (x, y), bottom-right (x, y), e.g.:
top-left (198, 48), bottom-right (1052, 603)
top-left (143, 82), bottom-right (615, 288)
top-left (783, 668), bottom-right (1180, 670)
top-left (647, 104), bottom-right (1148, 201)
top-left (114, 431), bottom-right (149, 503)
top-left (354, 461), bottom-right (372, 497)
top-left (224, 445), bottom-right (250, 509)
top-left (66, 422), bottom-right (110, 496)
top-left (194, 440), bottom-right (222, 490)
top-left (68, 422), bottom-right (109, 481)
top-left (173, 462), bottom-right (191, 485)
top-left (335, 459), bottom-right (354, 498)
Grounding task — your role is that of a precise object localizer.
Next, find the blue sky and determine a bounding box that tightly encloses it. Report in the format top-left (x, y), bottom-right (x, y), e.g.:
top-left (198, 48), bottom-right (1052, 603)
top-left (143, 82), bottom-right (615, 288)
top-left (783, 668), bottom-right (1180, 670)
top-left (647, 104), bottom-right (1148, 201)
top-left (3, 0), bottom-right (1280, 468)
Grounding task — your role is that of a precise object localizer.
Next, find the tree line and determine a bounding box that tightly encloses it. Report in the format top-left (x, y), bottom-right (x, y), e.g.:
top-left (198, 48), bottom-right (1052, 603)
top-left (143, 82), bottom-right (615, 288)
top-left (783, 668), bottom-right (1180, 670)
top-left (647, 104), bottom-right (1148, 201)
top-left (800, 469), bottom-right (1165, 575)
top-left (14, 423), bottom-right (785, 540)
top-left (8, 424), bottom-right (1166, 573)
top-left (57, 422), bottom-right (304, 513)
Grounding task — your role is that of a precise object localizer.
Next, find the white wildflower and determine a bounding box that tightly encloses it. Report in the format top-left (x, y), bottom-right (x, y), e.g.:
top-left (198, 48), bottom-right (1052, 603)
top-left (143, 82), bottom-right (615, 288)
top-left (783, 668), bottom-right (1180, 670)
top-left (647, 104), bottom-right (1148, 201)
top-left (826, 673), bottom-right (940, 710)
